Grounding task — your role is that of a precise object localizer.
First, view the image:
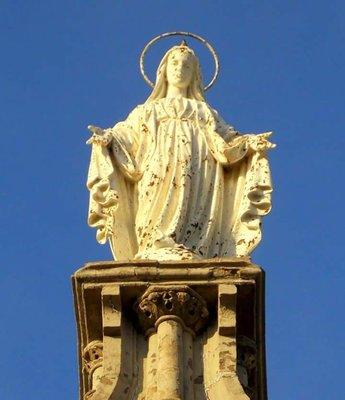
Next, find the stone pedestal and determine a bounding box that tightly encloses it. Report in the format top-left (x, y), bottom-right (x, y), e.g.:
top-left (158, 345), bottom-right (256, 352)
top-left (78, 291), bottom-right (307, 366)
top-left (72, 258), bottom-right (267, 400)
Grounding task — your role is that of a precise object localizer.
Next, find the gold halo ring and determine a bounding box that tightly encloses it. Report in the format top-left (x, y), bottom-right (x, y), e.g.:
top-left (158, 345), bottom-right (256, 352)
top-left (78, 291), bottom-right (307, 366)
top-left (140, 31), bottom-right (220, 92)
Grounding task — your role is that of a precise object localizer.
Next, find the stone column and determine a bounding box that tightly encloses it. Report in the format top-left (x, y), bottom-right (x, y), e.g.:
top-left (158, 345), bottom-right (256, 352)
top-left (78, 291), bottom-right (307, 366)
top-left (134, 286), bottom-right (209, 400)
top-left (156, 319), bottom-right (184, 399)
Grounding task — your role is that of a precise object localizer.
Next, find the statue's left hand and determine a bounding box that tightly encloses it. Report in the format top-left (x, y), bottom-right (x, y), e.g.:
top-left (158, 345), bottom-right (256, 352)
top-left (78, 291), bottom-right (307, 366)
top-left (246, 132), bottom-right (276, 153)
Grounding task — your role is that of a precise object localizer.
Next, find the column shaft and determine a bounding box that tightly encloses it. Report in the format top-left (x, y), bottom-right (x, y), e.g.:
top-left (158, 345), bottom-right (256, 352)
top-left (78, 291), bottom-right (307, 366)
top-left (156, 320), bottom-right (184, 400)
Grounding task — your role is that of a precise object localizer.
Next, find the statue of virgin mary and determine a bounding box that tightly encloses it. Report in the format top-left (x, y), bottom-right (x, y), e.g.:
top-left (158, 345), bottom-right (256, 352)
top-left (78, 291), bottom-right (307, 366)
top-left (86, 42), bottom-right (275, 261)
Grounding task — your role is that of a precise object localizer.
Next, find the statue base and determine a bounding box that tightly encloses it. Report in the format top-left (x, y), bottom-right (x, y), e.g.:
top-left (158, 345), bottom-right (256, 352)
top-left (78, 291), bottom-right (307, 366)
top-left (72, 258), bottom-right (267, 400)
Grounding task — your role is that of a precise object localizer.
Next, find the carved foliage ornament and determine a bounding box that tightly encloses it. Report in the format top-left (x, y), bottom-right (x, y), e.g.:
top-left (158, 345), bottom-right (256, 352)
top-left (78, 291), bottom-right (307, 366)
top-left (134, 286), bottom-right (209, 335)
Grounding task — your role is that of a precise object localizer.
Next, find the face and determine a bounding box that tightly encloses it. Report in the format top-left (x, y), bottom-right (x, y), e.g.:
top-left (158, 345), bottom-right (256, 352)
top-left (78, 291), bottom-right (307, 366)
top-left (166, 49), bottom-right (195, 89)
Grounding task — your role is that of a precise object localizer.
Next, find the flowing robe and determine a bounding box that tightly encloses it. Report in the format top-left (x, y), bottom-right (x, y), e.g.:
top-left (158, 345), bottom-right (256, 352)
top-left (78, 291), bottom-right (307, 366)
top-left (87, 98), bottom-right (272, 260)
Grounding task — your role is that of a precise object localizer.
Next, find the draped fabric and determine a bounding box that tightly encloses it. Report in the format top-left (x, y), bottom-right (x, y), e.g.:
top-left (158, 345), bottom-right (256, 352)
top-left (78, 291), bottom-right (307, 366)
top-left (87, 98), bottom-right (272, 260)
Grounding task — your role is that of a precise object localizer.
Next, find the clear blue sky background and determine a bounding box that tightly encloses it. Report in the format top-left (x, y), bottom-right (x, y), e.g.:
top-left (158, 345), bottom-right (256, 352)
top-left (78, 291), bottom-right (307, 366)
top-left (1, 1), bottom-right (344, 399)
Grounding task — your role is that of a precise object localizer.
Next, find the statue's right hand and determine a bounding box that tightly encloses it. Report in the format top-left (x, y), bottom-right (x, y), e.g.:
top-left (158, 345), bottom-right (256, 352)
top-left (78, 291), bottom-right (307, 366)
top-left (88, 125), bottom-right (105, 135)
top-left (86, 125), bottom-right (112, 146)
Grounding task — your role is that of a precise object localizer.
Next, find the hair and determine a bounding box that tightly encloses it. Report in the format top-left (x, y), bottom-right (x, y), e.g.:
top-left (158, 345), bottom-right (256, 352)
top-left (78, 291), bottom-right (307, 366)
top-left (145, 45), bottom-right (205, 103)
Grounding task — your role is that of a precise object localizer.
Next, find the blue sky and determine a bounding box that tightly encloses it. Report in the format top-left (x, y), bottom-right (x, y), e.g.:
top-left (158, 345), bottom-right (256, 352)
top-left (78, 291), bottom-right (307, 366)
top-left (1, 1), bottom-right (344, 399)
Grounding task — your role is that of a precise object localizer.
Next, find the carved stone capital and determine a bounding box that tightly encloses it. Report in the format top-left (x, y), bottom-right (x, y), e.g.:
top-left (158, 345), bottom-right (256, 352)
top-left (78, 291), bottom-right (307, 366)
top-left (82, 340), bottom-right (104, 391)
top-left (134, 285), bottom-right (209, 335)
top-left (237, 335), bottom-right (257, 396)
top-left (82, 340), bottom-right (103, 375)
top-left (238, 336), bottom-right (257, 371)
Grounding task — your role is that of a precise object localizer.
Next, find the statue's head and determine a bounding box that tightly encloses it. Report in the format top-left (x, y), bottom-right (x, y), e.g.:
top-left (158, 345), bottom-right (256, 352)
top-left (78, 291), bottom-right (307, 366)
top-left (146, 42), bottom-right (205, 102)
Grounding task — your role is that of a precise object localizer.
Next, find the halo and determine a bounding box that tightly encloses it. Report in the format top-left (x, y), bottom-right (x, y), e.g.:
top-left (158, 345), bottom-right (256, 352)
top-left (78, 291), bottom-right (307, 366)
top-left (140, 31), bottom-right (220, 92)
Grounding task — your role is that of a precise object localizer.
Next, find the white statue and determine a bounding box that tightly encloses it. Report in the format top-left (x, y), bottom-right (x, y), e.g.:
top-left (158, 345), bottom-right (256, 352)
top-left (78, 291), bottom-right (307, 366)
top-left (86, 40), bottom-right (275, 261)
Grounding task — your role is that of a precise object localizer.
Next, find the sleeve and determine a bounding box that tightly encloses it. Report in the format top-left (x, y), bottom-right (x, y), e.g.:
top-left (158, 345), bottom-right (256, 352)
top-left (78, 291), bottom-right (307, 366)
top-left (206, 108), bottom-right (249, 166)
top-left (211, 108), bottom-right (238, 140)
top-left (86, 106), bottom-right (143, 247)
top-left (111, 106), bottom-right (142, 151)
top-left (110, 106), bottom-right (143, 182)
